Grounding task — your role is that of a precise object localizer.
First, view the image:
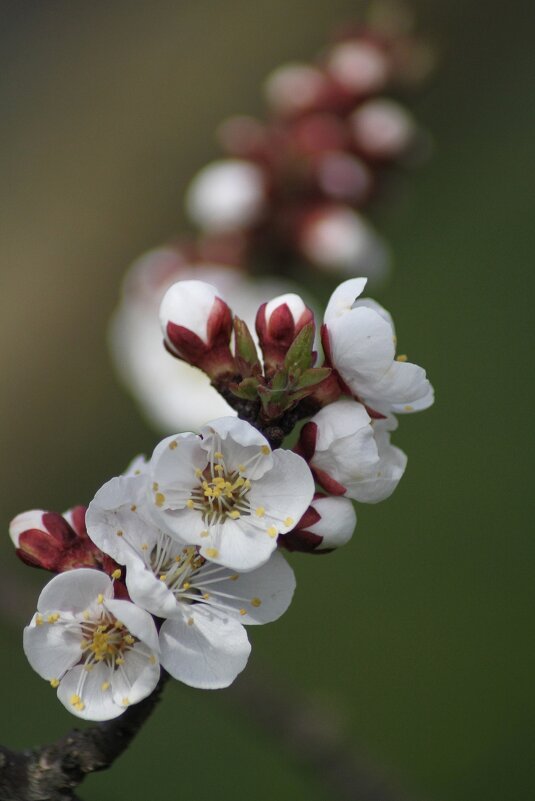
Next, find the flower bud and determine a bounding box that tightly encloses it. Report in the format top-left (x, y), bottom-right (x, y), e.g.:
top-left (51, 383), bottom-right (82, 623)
top-left (186, 159), bottom-right (267, 232)
top-left (264, 63), bottom-right (328, 117)
top-left (350, 98), bottom-right (416, 160)
top-left (326, 40), bottom-right (389, 96)
top-left (256, 293), bottom-right (315, 371)
top-left (10, 506), bottom-right (119, 574)
top-left (160, 280), bottom-right (236, 379)
top-left (296, 398), bottom-right (407, 503)
top-left (279, 494), bottom-right (356, 553)
top-left (298, 205), bottom-right (389, 283)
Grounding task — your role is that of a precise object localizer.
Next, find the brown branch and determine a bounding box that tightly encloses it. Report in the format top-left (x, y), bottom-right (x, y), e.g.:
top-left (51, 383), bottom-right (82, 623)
top-left (0, 672), bottom-right (169, 801)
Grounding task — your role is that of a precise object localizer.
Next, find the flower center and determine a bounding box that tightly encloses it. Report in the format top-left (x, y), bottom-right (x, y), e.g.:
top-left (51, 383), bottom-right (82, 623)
top-left (187, 452), bottom-right (252, 524)
top-left (81, 615), bottom-right (135, 665)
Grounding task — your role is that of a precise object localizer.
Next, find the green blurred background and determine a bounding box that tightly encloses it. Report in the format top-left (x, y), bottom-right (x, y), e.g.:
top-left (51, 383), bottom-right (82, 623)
top-left (1, 1), bottom-right (533, 799)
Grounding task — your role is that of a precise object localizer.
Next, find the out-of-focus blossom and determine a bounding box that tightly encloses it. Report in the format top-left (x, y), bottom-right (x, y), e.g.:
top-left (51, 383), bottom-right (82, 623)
top-left (186, 160), bottom-right (267, 232)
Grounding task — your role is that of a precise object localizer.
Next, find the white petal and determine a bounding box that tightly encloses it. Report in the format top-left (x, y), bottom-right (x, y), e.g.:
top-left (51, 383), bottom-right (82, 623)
top-left (265, 293), bottom-right (307, 324)
top-left (103, 599), bottom-right (160, 653)
top-left (159, 606), bottom-right (251, 689)
top-left (125, 562), bottom-right (179, 619)
top-left (312, 399), bottom-right (371, 451)
top-left (328, 306), bottom-right (395, 387)
top-left (111, 643), bottom-right (160, 708)
top-left (23, 617), bottom-right (81, 680)
top-left (57, 664), bottom-right (123, 721)
top-left (324, 277), bottom-right (368, 325)
top-left (159, 280), bottom-right (220, 343)
top-left (200, 518), bottom-right (278, 572)
top-left (86, 475), bottom-right (156, 566)
top-left (307, 496), bottom-right (356, 548)
top-left (123, 455), bottom-right (148, 477)
top-left (37, 570), bottom-right (112, 615)
top-left (363, 360), bottom-right (432, 409)
top-left (198, 550), bottom-right (296, 625)
top-left (248, 450), bottom-right (315, 535)
top-left (149, 433), bottom-right (205, 508)
top-left (201, 417), bottom-right (273, 480)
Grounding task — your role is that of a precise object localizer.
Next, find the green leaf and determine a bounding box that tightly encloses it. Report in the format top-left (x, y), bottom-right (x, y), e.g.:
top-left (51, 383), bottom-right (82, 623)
top-left (233, 317), bottom-right (261, 375)
top-left (283, 322), bottom-right (315, 373)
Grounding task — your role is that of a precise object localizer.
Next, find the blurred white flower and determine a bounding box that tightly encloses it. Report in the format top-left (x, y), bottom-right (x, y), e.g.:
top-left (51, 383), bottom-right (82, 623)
top-left (23, 569), bottom-right (160, 721)
top-left (186, 159), bottom-right (266, 232)
top-left (110, 251), bottom-right (299, 432)
top-left (350, 98), bottom-right (416, 160)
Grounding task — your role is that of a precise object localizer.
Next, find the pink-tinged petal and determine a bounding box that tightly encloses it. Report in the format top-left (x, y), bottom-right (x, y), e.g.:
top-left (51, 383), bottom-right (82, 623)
top-left (9, 510), bottom-right (46, 547)
top-left (160, 280), bottom-right (221, 344)
top-left (57, 664), bottom-right (124, 721)
top-left (111, 643), bottom-right (160, 708)
top-left (63, 506), bottom-right (88, 538)
top-left (306, 496), bottom-right (356, 549)
top-left (103, 600), bottom-right (159, 653)
top-left (37, 570), bottom-right (112, 616)
top-left (23, 617), bottom-right (82, 680)
top-left (198, 551), bottom-right (295, 625)
top-left (159, 607), bottom-right (251, 689)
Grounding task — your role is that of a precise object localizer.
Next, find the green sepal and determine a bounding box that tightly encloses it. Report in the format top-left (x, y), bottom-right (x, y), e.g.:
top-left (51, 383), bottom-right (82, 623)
top-left (233, 317), bottom-right (261, 376)
top-left (283, 322), bottom-right (315, 373)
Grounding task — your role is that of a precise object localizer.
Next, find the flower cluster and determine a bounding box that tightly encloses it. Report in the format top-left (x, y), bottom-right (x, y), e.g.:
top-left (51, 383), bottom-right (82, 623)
top-left (181, 7), bottom-right (434, 282)
top-left (12, 275), bottom-right (433, 721)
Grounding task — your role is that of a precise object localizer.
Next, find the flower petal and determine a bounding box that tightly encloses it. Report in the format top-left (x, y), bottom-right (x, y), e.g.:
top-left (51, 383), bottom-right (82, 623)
top-left (36, 569), bottom-right (112, 615)
top-left (57, 664), bottom-right (123, 721)
top-left (159, 607), bottom-right (251, 689)
top-left (23, 617), bottom-right (81, 680)
top-left (111, 643), bottom-right (160, 708)
top-left (125, 562), bottom-right (180, 619)
top-left (103, 599), bottom-right (160, 653)
top-left (247, 450), bottom-right (315, 535)
top-left (323, 277), bottom-right (368, 325)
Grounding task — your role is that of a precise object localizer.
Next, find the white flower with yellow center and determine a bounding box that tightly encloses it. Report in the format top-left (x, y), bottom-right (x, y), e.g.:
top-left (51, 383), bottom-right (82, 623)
top-left (86, 474), bottom-right (296, 688)
top-left (23, 569), bottom-right (160, 721)
top-left (148, 417), bottom-right (315, 571)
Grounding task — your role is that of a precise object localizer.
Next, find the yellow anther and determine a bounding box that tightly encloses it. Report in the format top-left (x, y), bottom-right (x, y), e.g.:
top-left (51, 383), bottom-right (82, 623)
top-left (228, 510), bottom-right (241, 519)
top-left (130, 504), bottom-right (137, 512)
top-left (152, 482), bottom-right (159, 491)
top-left (97, 594), bottom-right (104, 604)
top-left (267, 526), bottom-right (277, 538)
top-left (214, 464), bottom-right (225, 474)
top-left (214, 451), bottom-right (224, 459)
top-left (251, 598), bottom-right (262, 608)
top-left (116, 657), bottom-right (125, 666)
top-left (84, 663), bottom-right (94, 672)
top-left (114, 620), bottom-right (124, 629)
top-left (159, 574), bottom-right (167, 582)
top-left (200, 530), bottom-right (209, 538)
top-left (154, 491), bottom-right (166, 507)
top-left (134, 469), bottom-right (141, 475)
top-left (116, 530), bottom-right (124, 537)
top-left (230, 574), bottom-right (239, 581)
top-left (255, 507), bottom-right (265, 518)
top-left (186, 499), bottom-right (195, 509)
top-left (141, 543), bottom-right (148, 551)
top-left (47, 613), bottom-right (60, 623)
top-left (396, 354), bottom-right (408, 362)
top-left (239, 608), bottom-right (247, 616)
top-left (70, 694), bottom-right (81, 706)
top-left (284, 517), bottom-right (294, 527)
top-left (83, 610), bottom-right (90, 620)
top-left (261, 445), bottom-right (270, 455)
top-left (149, 655), bottom-right (157, 664)
top-left (111, 569), bottom-right (121, 580)
top-left (187, 617), bottom-right (194, 626)
top-left (243, 479), bottom-right (251, 489)
top-left (213, 476), bottom-right (226, 486)
top-left (404, 405), bottom-right (414, 412)
top-left (205, 547), bottom-right (219, 559)
top-left (124, 634), bottom-right (134, 645)
top-left (195, 468), bottom-right (203, 477)
top-left (35, 614), bottom-right (44, 626)
top-left (50, 678), bottom-right (60, 688)
top-left (238, 464), bottom-right (246, 472)
top-left (202, 593), bottom-right (210, 600)
top-left (169, 440), bottom-right (178, 450)
top-left (182, 581), bottom-right (191, 590)
top-left (101, 681), bottom-right (110, 691)
top-left (75, 701), bottom-right (85, 712)
top-left (122, 697), bottom-right (130, 706)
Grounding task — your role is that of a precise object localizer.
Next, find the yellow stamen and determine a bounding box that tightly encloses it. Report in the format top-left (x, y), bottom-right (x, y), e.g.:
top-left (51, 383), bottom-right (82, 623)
top-left (261, 445), bottom-right (270, 455)
top-left (239, 609), bottom-right (247, 616)
top-left (47, 613), bottom-right (60, 623)
top-left (187, 618), bottom-right (194, 626)
top-left (228, 510), bottom-right (241, 519)
top-left (116, 530), bottom-right (124, 537)
top-left (130, 504), bottom-right (137, 512)
top-left (50, 678), bottom-right (59, 688)
top-left (214, 451), bottom-right (224, 459)
top-left (255, 506), bottom-right (265, 518)
top-left (152, 482), bottom-right (159, 491)
top-left (251, 598), bottom-right (262, 608)
top-left (205, 547), bottom-right (219, 559)
top-left (284, 517), bottom-right (294, 527)
top-left (70, 694), bottom-right (81, 706)
top-left (396, 354), bottom-right (408, 362)
top-left (111, 569), bottom-right (121, 580)
top-left (154, 492), bottom-right (166, 508)
top-left (169, 440), bottom-right (178, 450)
top-left (186, 499), bottom-right (195, 509)
top-left (200, 530), bottom-right (209, 538)
top-left (101, 681), bottom-right (110, 691)
top-left (97, 594), bottom-right (104, 604)
top-left (182, 581), bottom-right (191, 590)
top-left (116, 657), bottom-right (125, 666)
top-left (35, 614), bottom-right (44, 626)
top-left (267, 526), bottom-right (277, 538)
top-left (404, 405), bottom-right (414, 412)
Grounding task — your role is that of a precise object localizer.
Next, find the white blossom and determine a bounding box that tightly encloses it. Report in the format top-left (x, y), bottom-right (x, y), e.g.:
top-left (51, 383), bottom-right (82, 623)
top-left (323, 277), bottom-right (434, 414)
top-left (326, 40), bottom-right (389, 95)
top-left (23, 569), bottom-right (160, 721)
top-left (186, 159), bottom-right (266, 232)
top-left (300, 398), bottom-right (407, 503)
top-left (86, 475), bottom-right (296, 688)
top-left (350, 98), bottom-right (416, 160)
top-left (147, 417), bottom-right (315, 571)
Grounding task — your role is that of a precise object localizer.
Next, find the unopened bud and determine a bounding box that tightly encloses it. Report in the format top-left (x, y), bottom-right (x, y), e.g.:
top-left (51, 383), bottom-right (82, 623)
top-left (160, 280), bottom-right (236, 379)
top-left (326, 40), bottom-right (389, 96)
top-left (279, 494), bottom-right (356, 553)
top-left (256, 293), bottom-right (315, 371)
top-left (264, 63), bottom-right (328, 117)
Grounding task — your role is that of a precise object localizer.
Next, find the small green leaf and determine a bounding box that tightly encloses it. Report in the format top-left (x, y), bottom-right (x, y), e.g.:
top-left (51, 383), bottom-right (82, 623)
top-left (233, 317), bottom-right (261, 375)
top-left (283, 323), bottom-right (315, 373)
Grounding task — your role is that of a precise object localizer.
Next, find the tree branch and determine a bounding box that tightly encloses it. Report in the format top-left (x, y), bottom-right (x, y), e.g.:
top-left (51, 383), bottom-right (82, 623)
top-left (0, 672), bottom-right (168, 801)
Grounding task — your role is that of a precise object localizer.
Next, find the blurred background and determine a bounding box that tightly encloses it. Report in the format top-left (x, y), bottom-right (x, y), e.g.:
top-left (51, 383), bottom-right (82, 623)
top-left (1, 1), bottom-right (533, 799)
